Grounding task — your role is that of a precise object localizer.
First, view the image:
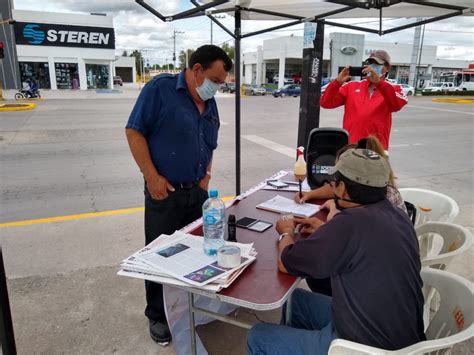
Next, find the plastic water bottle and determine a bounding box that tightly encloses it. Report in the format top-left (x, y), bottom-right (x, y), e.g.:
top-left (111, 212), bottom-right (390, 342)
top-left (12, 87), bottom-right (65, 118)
top-left (202, 189), bottom-right (225, 256)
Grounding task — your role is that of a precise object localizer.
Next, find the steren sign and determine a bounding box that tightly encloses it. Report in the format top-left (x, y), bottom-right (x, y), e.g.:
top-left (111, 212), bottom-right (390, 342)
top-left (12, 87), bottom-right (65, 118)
top-left (14, 22), bottom-right (115, 49)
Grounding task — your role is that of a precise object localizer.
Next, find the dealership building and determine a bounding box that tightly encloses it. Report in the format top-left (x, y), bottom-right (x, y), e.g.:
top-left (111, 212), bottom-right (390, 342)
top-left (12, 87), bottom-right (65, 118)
top-left (242, 32), bottom-right (471, 87)
top-left (0, 9), bottom-right (135, 90)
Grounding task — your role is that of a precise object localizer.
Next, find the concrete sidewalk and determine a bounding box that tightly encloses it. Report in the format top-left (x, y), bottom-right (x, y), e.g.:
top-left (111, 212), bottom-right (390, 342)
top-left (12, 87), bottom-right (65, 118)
top-left (3, 203), bottom-right (473, 354)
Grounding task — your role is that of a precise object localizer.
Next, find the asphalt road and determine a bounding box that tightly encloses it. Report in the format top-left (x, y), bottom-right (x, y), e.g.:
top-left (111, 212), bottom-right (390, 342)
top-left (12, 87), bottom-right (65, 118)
top-left (1, 91), bottom-right (473, 354)
top-left (1, 94), bottom-right (473, 223)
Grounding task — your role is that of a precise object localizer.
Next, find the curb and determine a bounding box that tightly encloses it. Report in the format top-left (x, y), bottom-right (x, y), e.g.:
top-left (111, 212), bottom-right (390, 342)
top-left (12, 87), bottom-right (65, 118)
top-left (15, 97), bottom-right (45, 101)
top-left (0, 103), bottom-right (37, 112)
top-left (432, 98), bottom-right (474, 104)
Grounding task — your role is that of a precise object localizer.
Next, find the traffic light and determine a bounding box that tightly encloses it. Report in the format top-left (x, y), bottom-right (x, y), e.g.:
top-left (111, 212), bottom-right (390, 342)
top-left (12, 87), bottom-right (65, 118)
top-left (0, 42), bottom-right (4, 59)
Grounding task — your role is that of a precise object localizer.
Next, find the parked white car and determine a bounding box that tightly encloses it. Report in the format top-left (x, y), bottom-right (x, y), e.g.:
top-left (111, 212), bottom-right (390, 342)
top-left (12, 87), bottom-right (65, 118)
top-left (422, 82), bottom-right (456, 93)
top-left (272, 74), bottom-right (293, 85)
top-left (400, 84), bottom-right (415, 96)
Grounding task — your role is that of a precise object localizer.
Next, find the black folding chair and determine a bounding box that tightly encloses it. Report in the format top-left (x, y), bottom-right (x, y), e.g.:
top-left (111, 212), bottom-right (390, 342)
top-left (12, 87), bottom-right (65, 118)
top-left (404, 201), bottom-right (417, 226)
top-left (0, 246), bottom-right (16, 355)
top-left (306, 128), bottom-right (349, 189)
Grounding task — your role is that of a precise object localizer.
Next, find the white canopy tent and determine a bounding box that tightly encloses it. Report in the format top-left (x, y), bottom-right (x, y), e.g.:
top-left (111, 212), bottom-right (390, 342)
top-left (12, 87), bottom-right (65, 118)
top-left (136, 0), bottom-right (473, 194)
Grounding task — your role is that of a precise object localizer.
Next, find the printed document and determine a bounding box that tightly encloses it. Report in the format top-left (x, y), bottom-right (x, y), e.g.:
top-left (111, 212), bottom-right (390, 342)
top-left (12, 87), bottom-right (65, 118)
top-left (256, 195), bottom-right (320, 217)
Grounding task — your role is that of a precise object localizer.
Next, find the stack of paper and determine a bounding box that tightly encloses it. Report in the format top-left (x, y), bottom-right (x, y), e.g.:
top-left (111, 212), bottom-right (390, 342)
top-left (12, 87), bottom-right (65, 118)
top-left (118, 231), bottom-right (257, 292)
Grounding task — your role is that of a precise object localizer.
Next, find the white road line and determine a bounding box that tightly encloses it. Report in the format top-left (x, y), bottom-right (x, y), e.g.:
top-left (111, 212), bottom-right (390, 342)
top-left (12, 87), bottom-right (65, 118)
top-left (390, 143), bottom-right (423, 148)
top-left (407, 104), bottom-right (473, 115)
top-left (242, 135), bottom-right (294, 158)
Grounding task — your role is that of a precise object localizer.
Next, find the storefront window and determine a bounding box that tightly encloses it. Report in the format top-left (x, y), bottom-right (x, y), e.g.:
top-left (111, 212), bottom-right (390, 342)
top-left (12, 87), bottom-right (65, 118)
top-left (55, 63), bottom-right (80, 89)
top-left (19, 62), bottom-right (51, 89)
top-left (86, 64), bottom-right (109, 89)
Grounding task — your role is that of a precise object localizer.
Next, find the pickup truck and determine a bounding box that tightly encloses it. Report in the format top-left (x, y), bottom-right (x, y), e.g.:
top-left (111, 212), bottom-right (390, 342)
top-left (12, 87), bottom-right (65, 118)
top-left (422, 82), bottom-right (456, 93)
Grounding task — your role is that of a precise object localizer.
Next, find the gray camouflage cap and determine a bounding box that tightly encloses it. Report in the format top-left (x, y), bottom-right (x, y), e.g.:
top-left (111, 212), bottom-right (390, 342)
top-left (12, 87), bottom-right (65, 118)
top-left (328, 148), bottom-right (390, 188)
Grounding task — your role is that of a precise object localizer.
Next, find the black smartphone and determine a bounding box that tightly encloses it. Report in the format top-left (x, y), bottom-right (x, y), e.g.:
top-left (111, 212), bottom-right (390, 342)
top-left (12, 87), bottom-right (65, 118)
top-left (236, 217), bottom-right (258, 228)
top-left (247, 220), bottom-right (273, 233)
top-left (349, 66), bottom-right (364, 77)
top-left (267, 181), bottom-right (289, 189)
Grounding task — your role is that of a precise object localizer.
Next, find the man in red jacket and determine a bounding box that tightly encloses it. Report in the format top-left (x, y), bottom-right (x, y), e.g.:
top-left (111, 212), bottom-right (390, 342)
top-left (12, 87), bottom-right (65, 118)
top-left (320, 50), bottom-right (407, 151)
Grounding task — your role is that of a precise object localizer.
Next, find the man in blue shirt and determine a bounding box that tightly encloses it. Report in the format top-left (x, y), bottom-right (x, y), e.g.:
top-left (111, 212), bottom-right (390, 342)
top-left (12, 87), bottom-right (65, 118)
top-left (247, 149), bottom-right (425, 354)
top-left (125, 45), bottom-right (232, 344)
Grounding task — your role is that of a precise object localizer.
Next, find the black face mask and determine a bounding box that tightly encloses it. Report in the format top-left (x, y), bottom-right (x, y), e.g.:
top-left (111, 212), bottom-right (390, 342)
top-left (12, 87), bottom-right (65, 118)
top-left (333, 193), bottom-right (367, 210)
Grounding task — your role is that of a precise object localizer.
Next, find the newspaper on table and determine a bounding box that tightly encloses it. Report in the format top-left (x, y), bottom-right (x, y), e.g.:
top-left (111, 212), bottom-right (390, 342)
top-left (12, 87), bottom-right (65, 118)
top-left (119, 231), bottom-right (256, 292)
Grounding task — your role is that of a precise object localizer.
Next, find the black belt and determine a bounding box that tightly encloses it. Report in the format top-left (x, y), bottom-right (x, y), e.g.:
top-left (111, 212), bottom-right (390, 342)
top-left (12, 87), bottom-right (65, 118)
top-left (171, 181), bottom-right (199, 190)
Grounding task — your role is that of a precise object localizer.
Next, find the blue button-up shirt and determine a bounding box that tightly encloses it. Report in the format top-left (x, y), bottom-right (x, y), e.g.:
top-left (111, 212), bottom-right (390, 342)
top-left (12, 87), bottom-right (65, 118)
top-left (126, 71), bottom-right (220, 184)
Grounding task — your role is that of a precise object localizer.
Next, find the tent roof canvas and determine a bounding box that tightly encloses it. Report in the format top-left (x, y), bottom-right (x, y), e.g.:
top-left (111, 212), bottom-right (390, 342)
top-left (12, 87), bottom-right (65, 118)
top-left (203, 0), bottom-right (473, 20)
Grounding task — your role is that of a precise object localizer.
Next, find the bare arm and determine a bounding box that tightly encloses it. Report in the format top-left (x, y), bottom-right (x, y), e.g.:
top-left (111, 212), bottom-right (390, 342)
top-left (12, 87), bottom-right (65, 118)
top-left (295, 183), bottom-right (333, 203)
top-left (125, 128), bottom-right (174, 199)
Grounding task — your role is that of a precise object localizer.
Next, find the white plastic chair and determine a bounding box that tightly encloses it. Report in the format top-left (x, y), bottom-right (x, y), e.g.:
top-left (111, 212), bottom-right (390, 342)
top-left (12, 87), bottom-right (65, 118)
top-left (399, 188), bottom-right (459, 227)
top-left (328, 269), bottom-right (474, 355)
top-left (399, 188), bottom-right (460, 259)
top-left (417, 222), bottom-right (473, 329)
top-left (417, 222), bottom-right (473, 270)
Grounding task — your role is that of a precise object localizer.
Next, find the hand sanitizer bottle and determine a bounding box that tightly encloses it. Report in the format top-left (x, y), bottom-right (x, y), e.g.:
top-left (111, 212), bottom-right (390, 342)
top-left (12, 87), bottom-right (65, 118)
top-left (294, 146), bottom-right (307, 180)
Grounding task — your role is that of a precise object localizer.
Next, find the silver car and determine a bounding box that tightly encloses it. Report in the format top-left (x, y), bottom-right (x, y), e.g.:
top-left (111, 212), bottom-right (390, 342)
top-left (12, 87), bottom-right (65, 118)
top-left (246, 84), bottom-right (266, 96)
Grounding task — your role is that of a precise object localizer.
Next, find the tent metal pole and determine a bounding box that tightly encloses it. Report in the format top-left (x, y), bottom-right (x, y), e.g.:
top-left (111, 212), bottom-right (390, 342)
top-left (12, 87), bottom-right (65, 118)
top-left (297, 22), bottom-right (325, 149)
top-left (235, 8), bottom-right (241, 196)
top-left (241, 6), bottom-right (355, 39)
top-left (401, 0), bottom-right (467, 12)
top-left (0, 247), bottom-right (16, 355)
top-left (241, 19), bottom-right (304, 39)
top-left (320, 20), bottom-right (380, 34)
top-left (383, 11), bottom-right (463, 34)
top-left (190, 0), bottom-right (235, 38)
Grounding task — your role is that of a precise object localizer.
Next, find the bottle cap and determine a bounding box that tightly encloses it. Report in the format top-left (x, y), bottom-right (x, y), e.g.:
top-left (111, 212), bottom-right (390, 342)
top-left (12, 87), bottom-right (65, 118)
top-left (209, 189), bottom-right (218, 198)
top-left (228, 214), bottom-right (236, 223)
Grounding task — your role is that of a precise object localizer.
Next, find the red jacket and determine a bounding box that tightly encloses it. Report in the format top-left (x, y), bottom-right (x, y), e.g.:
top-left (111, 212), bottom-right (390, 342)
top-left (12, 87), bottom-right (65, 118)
top-left (320, 79), bottom-right (407, 150)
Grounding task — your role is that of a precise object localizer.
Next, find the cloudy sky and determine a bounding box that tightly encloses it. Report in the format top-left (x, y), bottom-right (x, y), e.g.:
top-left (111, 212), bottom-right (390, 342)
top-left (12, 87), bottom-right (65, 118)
top-left (13, 0), bottom-right (474, 66)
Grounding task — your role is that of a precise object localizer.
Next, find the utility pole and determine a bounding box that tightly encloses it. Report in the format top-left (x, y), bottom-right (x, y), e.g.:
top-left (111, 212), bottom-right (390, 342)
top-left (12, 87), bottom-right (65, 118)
top-left (414, 24), bottom-right (426, 93)
top-left (172, 30), bottom-right (184, 69)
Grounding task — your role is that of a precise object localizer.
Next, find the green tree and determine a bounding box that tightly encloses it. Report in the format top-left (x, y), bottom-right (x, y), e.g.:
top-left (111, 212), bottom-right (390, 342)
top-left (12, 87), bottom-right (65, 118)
top-left (178, 48), bottom-right (195, 70)
top-left (221, 43), bottom-right (235, 61)
top-left (122, 50), bottom-right (128, 57)
top-left (129, 50), bottom-right (144, 74)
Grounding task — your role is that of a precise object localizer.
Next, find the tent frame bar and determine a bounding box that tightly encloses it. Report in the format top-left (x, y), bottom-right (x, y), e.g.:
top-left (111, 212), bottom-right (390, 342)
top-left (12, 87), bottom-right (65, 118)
top-left (190, 0), bottom-right (235, 38)
top-left (135, 0), bottom-right (471, 195)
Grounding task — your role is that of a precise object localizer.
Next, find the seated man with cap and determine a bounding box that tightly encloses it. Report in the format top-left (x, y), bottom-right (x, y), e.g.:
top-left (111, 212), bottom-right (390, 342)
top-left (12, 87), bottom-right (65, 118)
top-left (247, 148), bottom-right (425, 355)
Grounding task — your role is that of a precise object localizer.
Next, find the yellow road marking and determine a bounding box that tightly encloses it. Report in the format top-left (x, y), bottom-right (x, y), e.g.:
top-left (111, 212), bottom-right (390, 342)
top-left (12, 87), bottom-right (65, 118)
top-left (0, 103), bottom-right (36, 112)
top-left (0, 196), bottom-right (236, 228)
top-left (0, 207), bottom-right (144, 228)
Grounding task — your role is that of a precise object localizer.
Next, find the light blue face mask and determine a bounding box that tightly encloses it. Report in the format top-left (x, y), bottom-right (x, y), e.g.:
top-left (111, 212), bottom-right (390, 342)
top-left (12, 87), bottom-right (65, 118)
top-left (196, 76), bottom-right (219, 101)
top-left (368, 63), bottom-right (384, 77)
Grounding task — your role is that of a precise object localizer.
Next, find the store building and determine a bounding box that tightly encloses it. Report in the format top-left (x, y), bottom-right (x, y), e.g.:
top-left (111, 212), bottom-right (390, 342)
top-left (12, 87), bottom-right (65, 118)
top-left (242, 32), bottom-right (471, 88)
top-left (12, 9), bottom-right (118, 90)
top-left (113, 56), bottom-right (136, 83)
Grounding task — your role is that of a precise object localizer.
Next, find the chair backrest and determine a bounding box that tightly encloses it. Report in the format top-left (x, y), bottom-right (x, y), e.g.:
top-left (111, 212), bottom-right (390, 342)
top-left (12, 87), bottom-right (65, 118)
top-left (328, 269), bottom-right (474, 355)
top-left (399, 188), bottom-right (459, 227)
top-left (416, 222), bottom-right (473, 270)
top-left (414, 269), bottom-right (474, 352)
top-left (404, 201), bottom-right (417, 225)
